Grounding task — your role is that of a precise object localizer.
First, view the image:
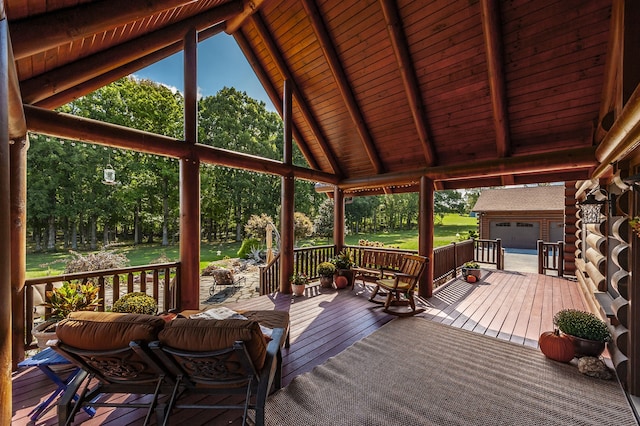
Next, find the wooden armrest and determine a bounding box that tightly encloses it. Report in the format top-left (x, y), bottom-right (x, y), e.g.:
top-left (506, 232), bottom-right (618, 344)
top-left (393, 272), bottom-right (416, 279)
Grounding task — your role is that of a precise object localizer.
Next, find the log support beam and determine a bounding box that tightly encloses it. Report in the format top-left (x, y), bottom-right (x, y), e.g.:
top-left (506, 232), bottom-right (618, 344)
top-left (0, 5), bottom-right (12, 421)
top-left (418, 176), bottom-right (434, 298)
top-left (280, 80), bottom-right (294, 294)
top-left (178, 28), bottom-right (200, 310)
top-left (333, 187), bottom-right (345, 253)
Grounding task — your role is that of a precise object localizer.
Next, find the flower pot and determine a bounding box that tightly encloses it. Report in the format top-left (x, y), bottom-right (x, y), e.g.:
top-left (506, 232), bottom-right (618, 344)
top-left (566, 335), bottom-right (606, 358)
top-left (319, 276), bottom-right (334, 288)
top-left (292, 284), bottom-right (306, 297)
top-left (32, 319), bottom-right (59, 349)
top-left (462, 267), bottom-right (481, 279)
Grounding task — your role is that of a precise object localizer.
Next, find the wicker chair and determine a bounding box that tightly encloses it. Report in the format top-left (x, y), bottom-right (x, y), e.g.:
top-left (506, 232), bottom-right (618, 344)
top-left (369, 254), bottom-right (429, 316)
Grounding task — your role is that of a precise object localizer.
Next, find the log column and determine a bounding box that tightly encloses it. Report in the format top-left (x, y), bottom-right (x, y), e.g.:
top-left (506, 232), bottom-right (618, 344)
top-left (280, 79), bottom-right (294, 293)
top-left (0, 4), bottom-right (12, 420)
top-left (418, 176), bottom-right (434, 298)
top-left (179, 27), bottom-right (200, 309)
top-left (333, 187), bottom-right (345, 253)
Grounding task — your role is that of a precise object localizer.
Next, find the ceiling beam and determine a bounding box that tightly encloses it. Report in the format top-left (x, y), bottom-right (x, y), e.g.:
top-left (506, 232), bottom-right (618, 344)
top-left (20, 1), bottom-right (243, 105)
top-left (380, 0), bottom-right (436, 166)
top-left (338, 147), bottom-right (597, 191)
top-left (233, 28), bottom-right (320, 170)
top-left (35, 23), bottom-right (227, 110)
top-left (7, 30), bottom-right (25, 140)
top-left (11, 0), bottom-right (197, 60)
top-left (250, 12), bottom-right (342, 176)
top-left (301, 0), bottom-right (384, 174)
top-left (23, 104), bottom-right (339, 185)
top-left (480, 0), bottom-right (510, 159)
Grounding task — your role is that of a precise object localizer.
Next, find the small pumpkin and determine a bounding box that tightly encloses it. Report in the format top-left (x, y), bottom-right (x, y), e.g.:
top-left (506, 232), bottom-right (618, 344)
top-left (539, 329), bottom-right (575, 363)
top-left (334, 275), bottom-right (348, 289)
top-left (466, 275), bottom-right (478, 283)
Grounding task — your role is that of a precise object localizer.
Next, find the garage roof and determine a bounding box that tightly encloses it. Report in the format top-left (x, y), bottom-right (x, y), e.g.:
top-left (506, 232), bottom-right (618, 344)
top-left (472, 186), bottom-right (565, 212)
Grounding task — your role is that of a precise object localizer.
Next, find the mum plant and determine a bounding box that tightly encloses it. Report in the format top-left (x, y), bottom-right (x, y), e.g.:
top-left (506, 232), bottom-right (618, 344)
top-left (553, 309), bottom-right (610, 342)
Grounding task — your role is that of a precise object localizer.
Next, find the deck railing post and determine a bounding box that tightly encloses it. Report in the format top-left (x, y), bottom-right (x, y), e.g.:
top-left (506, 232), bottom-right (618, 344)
top-left (495, 238), bottom-right (502, 269)
top-left (558, 241), bottom-right (564, 277)
top-left (537, 240), bottom-right (544, 274)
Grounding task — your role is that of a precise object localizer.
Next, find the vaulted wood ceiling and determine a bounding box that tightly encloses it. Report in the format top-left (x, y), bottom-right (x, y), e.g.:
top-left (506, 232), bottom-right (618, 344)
top-left (6, 0), bottom-right (617, 195)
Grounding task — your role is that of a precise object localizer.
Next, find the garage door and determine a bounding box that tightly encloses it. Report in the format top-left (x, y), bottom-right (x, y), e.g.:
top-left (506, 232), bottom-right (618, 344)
top-left (489, 221), bottom-right (540, 249)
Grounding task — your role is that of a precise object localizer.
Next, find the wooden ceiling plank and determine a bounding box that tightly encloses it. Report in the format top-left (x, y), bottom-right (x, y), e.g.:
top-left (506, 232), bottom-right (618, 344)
top-left (339, 146), bottom-right (597, 191)
top-left (11, 0), bottom-right (198, 60)
top-left (300, 0), bottom-right (384, 175)
top-left (249, 12), bottom-right (343, 176)
top-left (379, 0), bottom-right (436, 167)
top-left (480, 0), bottom-right (510, 159)
top-left (20, 1), bottom-right (244, 105)
top-left (233, 28), bottom-right (321, 171)
top-left (23, 104), bottom-right (338, 185)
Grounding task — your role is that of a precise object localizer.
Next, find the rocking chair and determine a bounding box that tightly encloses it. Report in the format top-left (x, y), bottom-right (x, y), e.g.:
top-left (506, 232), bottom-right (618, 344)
top-left (369, 254), bottom-right (428, 316)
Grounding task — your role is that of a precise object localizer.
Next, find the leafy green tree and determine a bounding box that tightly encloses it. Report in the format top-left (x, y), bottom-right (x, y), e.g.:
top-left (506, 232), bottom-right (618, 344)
top-left (464, 189), bottom-right (481, 214)
top-left (434, 190), bottom-right (465, 225)
top-left (293, 212), bottom-right (313, 242)
top-left (313, 198), bottom-right (334, 239)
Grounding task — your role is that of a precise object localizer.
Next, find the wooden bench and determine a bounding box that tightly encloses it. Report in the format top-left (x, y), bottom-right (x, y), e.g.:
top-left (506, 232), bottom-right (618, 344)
top-left (352, 249), bottom-right (407, 289)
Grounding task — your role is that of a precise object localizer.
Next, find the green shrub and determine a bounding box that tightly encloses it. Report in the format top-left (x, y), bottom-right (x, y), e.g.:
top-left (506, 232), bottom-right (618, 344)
top-left (112, 292), bottom-right (158, 315)
top-left (553, 309), bottom-right (610, 342)
top-left (317, 262), bottom-right (336, 277)
top-left (237, 238), bottom-right (261, 259)
top-left (44, 282), bottom-right (102, 319)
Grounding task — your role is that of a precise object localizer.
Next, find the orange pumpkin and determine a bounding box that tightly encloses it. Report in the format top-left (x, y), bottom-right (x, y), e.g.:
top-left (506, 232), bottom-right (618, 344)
top-left (466, 275), bottom-right (478, 283)
top-left (539, 330), bottom-right (575, 363)
top-left (334, 275), bottom-right (348, 289)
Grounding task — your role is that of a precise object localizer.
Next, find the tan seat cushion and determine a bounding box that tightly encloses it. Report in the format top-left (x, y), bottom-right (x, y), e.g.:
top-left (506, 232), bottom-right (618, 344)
top-left (159, 318), bottom-right (268, 371)
top-left (56, 311), bottom-right (166, 351)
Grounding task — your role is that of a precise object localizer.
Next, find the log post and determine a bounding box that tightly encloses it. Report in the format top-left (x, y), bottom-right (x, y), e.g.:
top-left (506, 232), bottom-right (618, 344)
top-left (0, 5), bottom-right (12, 420)
top-left (333, 187), bottom-right (345, 253)
top-left (10, 135), bottom-right (27, 368)
top-left (178, 27), bottom-right (200, 309)
top-left (280, 79), bottom-right (294, 293)
top-left (418, 176), bottom-right (434, 298)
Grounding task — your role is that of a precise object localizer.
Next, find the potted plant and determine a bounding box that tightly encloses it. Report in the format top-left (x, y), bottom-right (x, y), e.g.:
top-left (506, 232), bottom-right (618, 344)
top-left (33, 282), bottom-right (102, 348)
top-left (553, 309), bottom-right (611, 357)
top-left (290, 273), bottom-right (309, 297)
top-left (331, 249), bottom-right (355, 288)
top-left (630, 216), bottom-right (640, 238)
top-left (461, 261), bottom-right (481, 281)
top-left (112, 292), bottom-right (158, 315)
top-left (317, 262), bottom-right (336, 288)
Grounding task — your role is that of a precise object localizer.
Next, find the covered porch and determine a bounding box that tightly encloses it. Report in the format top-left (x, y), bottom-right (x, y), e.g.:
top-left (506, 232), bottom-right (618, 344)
top-left (12, 269), bottom-right (603, 425)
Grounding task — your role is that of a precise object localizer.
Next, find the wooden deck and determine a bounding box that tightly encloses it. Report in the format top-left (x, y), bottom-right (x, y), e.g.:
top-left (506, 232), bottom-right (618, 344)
top-left (12, 269), bottom-right (590, 425)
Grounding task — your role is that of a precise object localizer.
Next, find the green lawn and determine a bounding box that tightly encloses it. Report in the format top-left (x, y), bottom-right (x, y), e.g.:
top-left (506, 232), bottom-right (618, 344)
top-left (26, 214), bottom-right (477, 278)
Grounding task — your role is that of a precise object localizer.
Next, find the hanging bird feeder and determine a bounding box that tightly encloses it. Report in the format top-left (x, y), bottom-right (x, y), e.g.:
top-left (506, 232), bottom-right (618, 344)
top-left (102, 164), bottom-right (116, 185)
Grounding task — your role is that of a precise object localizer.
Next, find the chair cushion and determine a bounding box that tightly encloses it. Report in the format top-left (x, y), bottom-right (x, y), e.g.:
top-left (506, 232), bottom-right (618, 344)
top-left (159, 318), bottom-right (268, 371)
top-left (377, 278), bottom-right (413, 291)
top-left (56, 311), bottom-right (166, 351)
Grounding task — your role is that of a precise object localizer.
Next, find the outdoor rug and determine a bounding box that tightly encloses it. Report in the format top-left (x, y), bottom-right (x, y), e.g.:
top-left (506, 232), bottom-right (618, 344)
top-left (262, 317), bottom-right (637, 425)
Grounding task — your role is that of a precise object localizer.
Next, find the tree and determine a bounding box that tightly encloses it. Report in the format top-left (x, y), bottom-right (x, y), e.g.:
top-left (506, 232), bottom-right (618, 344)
top-left (434, 190), bottom-right (465, 225)
top-left (464, 189), bottom-right (481, 214)
top-left (293, 212), bottom-right (313, 242)
top-left (313, 198), bottom-right (334, 239)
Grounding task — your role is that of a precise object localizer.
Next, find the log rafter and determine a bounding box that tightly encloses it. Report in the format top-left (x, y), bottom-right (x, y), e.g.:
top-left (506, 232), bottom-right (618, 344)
top-left (10, 0), bottom-right (198, 60)
top-left (300, 0), bottom-right (384, 175)
top-left (20, 1), bottom-right (244, 105)
top-left (480, 0), bottom-right (510, 159)
top-left (23, 104), bottom-right (338, 185)
top-left (380, 0), bottom-right (436, 166)
top-left (250, 12), bottom-right (341, 176)
top-left (338, 146), bottom-right (597, 192)
top-left (233, 29), bottom-right (320, 170)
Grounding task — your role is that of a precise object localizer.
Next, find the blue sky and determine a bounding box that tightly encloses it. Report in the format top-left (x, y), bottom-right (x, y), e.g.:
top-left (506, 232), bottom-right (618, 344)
top-left (131, 34), bottom-right (274, 110)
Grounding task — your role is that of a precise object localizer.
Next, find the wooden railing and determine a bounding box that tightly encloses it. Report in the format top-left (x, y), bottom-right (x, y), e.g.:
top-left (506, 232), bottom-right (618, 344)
top-left (475, 238), bottom-right (504, 269)
top-left (432, 239), bottom-right (475, 286)
top-left (538, 240), bottom-right (564, 276)
top-left (24, 262), bottom-right (180, 350)
top-left (258, 240), bottom-right (506, 295)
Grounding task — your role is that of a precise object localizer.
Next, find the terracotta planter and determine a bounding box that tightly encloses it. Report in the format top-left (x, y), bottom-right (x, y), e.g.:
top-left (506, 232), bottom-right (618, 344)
top-left (292, 284), bottom-right (306, 297)
top-left (319, 276), bottom-right (334, 288)
top-left (32, 319), bottom-right (59, 349)
top-left (566, 334), bottom-right (606, 358)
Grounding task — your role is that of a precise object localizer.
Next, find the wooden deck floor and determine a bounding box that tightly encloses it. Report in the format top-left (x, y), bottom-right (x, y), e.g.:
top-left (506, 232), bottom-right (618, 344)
top-left (12, 269), bottom-right (590, 425)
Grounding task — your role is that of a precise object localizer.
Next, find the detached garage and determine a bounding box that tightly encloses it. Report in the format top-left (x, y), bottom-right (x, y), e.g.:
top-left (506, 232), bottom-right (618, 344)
top-left (472, 186), bottom-right (565, 250)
